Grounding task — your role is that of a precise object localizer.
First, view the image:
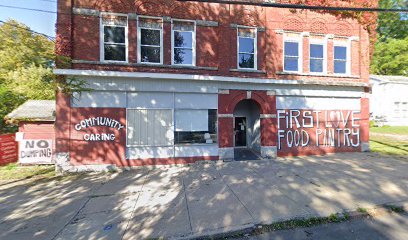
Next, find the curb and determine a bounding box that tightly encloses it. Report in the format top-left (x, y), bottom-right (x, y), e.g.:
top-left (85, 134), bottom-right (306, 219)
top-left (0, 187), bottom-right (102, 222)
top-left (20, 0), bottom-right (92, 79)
top-left (176, 203), bottom-right (407, 240)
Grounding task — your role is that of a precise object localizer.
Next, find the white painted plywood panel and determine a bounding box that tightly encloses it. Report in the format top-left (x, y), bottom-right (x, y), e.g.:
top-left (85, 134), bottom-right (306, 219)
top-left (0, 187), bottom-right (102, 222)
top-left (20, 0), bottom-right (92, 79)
top-left (126, 146), bottom-right (174, 159)
top-left (174, 145), bottom-right (218, 157)
top-left (72, 91), bottom-right (126, 108)
top-left (127, 92), bottom-right (174, 108)
top-left (277, 96), bottom-right (361, 110)
top-left (175, 93), bottom-right (218, 109)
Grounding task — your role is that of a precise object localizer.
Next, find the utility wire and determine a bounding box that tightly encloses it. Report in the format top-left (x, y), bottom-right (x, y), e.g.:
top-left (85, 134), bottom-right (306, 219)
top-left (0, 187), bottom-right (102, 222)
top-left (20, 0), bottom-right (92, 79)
top-left (177, 0), bottom-right (408, 12)
top-left (0, 4), bottom-right (57, 14)
top-left (1, 1), bottom-right (408, 17)
top-left (0, 20), bottom-right (55, 41)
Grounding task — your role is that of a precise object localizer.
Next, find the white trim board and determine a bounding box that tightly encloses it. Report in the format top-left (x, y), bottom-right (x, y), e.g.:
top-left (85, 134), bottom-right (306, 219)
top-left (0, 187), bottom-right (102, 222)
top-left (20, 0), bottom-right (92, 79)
top-left (54, 69), bottom-right (368, 88)
top-left (277, 96), bottom-right (361, 110)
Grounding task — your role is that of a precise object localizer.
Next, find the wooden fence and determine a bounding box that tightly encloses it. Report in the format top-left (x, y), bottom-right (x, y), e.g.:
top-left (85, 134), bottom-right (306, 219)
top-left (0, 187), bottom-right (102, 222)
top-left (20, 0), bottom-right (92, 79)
top-left (0, 134), bottom-right (18, 166)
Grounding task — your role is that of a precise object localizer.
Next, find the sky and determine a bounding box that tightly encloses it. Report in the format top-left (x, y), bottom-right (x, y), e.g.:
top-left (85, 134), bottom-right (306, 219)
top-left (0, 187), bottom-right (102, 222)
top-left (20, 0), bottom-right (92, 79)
top-left (0, 0), bottom-right (57, 37)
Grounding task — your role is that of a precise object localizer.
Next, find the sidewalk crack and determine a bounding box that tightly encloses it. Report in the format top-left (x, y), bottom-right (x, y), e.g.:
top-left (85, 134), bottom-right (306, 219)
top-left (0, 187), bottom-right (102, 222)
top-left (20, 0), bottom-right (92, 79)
top-left (217, 170), bottom-right (256, 223)
top-left (182, 177), bottom-right (194, 233)
top-left (121, 170), bottom-right (150, 240)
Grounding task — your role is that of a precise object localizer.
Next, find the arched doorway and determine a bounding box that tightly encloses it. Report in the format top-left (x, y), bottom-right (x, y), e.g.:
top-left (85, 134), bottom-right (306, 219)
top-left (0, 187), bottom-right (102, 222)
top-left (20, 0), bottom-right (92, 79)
top-left (233, 99), bottom-right (262, 160)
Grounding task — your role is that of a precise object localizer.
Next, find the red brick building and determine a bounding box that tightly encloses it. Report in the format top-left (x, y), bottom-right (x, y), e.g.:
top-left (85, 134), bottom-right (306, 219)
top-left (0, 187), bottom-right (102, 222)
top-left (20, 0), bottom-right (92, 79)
top-left (54, 0), bottom-right (373, 170)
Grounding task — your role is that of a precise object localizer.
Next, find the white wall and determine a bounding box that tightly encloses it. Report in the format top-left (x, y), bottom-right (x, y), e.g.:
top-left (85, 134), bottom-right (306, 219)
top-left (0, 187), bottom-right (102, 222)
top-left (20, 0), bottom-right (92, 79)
top-left (371, 82), bottom-right (408, 126)
top-left (276, 96), bottom-right (361, 110)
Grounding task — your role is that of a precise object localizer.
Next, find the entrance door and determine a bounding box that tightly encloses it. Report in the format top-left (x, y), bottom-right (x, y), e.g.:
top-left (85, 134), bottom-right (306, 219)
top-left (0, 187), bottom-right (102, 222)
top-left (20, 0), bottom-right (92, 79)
top-left (234, 117), bottom-right (247, 147)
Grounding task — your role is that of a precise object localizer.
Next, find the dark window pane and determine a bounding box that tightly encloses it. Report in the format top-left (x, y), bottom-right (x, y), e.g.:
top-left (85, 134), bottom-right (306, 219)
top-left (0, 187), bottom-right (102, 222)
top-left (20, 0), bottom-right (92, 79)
top-left (239, 53), bottom-right (255, 69)
top-left (284, 57), bottom-right (298, 71)
top-left (239, 37), bottom-right (255, 53)
top-left (334, 46), bottom-right (347, 60)
top-left (104, 26), bottom-right (125, 43)
top-left (310, 59), bottom-right (323, 72)
top-left (141, 29), bottom-right (160, 46)
top-left (175, 109), bottom-right (217, 144)
top-left (104, 44), bottom-right (126, 61)
top-left (334, 61), bottom-right (346, 73)
top-left (141, 46), bottom-right (161, 63)
top-left (174, 31), bottom-right (193, 48)
top-left (174, 48), bottom-right (193, 65)
top-left (284, 42), bottom-right (298, 56)
top-left (310, 44), bottom-right (323, 58)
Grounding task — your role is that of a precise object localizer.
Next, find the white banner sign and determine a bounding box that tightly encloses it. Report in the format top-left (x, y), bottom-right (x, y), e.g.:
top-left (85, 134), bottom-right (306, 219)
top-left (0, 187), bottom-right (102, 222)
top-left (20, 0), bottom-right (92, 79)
top-left (19, 139), bottom-right (53, 164)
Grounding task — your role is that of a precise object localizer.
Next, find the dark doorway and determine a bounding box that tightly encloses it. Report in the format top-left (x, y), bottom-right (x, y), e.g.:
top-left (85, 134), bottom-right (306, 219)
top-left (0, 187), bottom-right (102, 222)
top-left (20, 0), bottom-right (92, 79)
top-left (234, 117), bottom-right (247, 147)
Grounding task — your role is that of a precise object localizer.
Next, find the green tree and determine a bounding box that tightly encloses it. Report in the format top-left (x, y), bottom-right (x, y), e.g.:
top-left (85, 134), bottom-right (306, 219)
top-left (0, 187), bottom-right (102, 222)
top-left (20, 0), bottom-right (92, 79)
top-left (0, 20), bottom-right (54, 81)
top-left (0, 20), bottom-right (55, 133)
top-left (377, 0), bottom-right (408, 40)
top-left (5, 65), bottom-right (55, 100)
top-left (371, 36), bottom-right (408, 76)
top-left (0, 86), bottom-right (26, 133)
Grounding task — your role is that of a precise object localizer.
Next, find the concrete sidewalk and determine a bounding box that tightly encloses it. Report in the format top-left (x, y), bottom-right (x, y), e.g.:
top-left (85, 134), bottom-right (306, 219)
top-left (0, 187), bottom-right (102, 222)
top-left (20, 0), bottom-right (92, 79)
top-left (0, 152), bottom-right (407, 240)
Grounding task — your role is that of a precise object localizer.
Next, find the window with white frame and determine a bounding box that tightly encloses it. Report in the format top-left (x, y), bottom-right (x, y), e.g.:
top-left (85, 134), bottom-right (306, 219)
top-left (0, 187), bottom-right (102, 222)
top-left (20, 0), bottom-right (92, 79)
top-left (101, 14), bottom-right (128, 62)
top-left (172, 20), bottom-right (195, 65)
top-left (127, 109), bottom-right (173, 146)
top-left (310, 43), bottom-right (325, 73)
top-left (238, 27), bottom-right (257, 69)
top-left (174, 109), bottom-right (217, 144)
top-left (334, 45), bottom-right (348, 74)
top-left (394, 102), bottom-right (408, 118)
top-left (138, 17), bottom-right (162, 64)
top-left (403, 102), bottom-right (408, 118)
top-left (284, 41), bottom-right (300, 72)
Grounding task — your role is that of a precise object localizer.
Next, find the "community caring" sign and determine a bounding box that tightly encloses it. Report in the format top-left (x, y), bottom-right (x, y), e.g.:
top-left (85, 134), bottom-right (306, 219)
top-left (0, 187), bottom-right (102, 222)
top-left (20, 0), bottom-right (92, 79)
top-left (74, 117), bottom-right (125, 141)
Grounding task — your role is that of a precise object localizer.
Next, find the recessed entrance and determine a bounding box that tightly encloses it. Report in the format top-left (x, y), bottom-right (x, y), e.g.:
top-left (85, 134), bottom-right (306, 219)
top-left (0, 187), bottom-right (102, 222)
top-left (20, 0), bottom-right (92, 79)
top-left (233, 99), bottom-right (262, 160)
top-left (234, 117), bottom-right (247, 147)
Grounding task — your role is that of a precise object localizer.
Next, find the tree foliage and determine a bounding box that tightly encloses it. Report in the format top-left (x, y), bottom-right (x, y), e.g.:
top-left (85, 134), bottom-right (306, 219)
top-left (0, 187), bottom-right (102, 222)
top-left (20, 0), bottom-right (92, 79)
top-left (0, 86), bottom-right (26, 133)
top-left (371, 0), bottom-right (408, 76)
top-left (0, 20), bottom-right (55, 133)
top-left (377, 0), bottom-right (408, 40)
top-left (0, 20), bottom-right (54, 81)
top-left (371, 36), bottom-right (408, 75)
top-left (5, 65), bottom-right (55, 100)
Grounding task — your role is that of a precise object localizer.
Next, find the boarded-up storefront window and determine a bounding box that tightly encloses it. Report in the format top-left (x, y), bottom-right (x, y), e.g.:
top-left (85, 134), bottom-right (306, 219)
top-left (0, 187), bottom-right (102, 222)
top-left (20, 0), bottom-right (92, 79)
top-left (127, 109), bottom-right (173, 146)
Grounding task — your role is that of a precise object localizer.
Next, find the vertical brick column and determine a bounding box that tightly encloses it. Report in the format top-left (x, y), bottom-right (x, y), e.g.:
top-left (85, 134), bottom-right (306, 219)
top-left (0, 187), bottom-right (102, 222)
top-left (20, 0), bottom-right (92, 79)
top-left (163, 16), bottom-right (172, 65)
top-left (303, 32), bottom-right (310, 73)
top-left (55, 0), bottom-right (73, 170)
top-left (259, 91), bottom-right (278, 158)
top-left (128, 18), bottom-right (137, 63)
top-left (327, 34), bottom-right (334, 74)
top-left (360, 96), bottom-right (370, 152)
top-left (218, 90), bottom-right (235, 160)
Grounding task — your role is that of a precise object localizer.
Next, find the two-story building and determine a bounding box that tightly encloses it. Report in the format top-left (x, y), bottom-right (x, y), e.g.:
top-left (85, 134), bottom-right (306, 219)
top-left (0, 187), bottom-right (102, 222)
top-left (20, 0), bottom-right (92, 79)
top-left (54, 0), bottom-right (372, 170)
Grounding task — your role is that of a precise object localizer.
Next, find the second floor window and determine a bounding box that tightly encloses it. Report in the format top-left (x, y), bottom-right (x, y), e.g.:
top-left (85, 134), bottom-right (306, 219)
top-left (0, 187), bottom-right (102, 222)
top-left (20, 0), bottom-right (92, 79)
top-left (102, 15), bottom-right (128, 62)
top-left (138, 17), bottom-right (162, 64)
top-left (172, 20), bottom-right (195, 65)
top-left (310, 44), bottom-right (324, 73)
top-left (334, 46), bottom-right (348, 74)
top-left (238, 27), bottom-right (257, 69)
top-left (284, 41), bottom-right (300, 72)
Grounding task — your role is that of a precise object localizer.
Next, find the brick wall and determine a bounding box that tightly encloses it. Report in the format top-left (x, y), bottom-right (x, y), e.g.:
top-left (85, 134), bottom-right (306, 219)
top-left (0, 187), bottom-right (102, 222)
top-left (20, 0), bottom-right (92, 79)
top-left (57, 0), bottom-right (371, 84)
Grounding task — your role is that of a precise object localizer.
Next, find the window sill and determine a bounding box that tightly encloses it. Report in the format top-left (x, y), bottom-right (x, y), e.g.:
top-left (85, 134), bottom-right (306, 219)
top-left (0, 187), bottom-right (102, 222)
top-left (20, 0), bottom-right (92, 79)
top-left (276, 71), bottom-right (360, 79)
top-left (72, 60), bottom-right (218, 71)
top-left (230, 69), bottom-right (266, 74)
top-left (174, 143), bottom-right (218, 146)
